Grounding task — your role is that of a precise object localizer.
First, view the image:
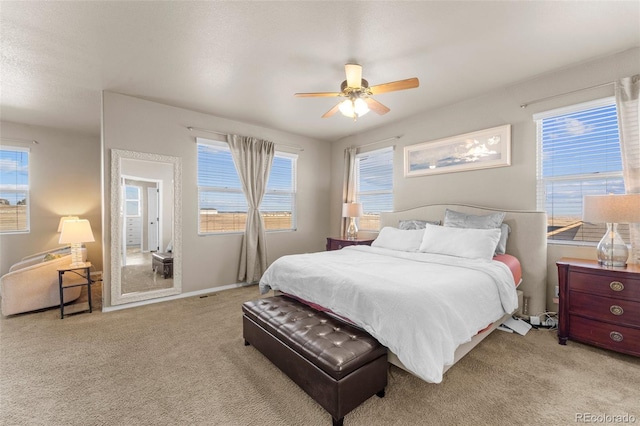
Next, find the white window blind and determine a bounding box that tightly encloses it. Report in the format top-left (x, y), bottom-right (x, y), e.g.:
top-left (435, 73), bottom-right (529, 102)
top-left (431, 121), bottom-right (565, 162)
top-left (355, 146), bottom-right (394, 231)
top-left (197, 138), bottom-right (297, 234)
top-left (535, 97), bottom-right (627, 243)
top-left (0, 146), bottom-right (30, 233)
top-left (125, 185), bottom-right (141, 217)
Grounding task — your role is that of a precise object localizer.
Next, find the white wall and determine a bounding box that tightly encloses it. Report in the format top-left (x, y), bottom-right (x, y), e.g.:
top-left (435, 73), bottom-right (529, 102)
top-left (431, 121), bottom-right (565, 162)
top-left (329, 48), bottom-right (640, 311)
top-left (102, 92), bottom-right (331, 307)
top-left (0, 121), bottom-right (102, 274)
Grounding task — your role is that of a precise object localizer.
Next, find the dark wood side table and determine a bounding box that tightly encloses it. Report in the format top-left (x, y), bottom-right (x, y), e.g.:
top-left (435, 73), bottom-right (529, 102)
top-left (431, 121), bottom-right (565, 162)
top-left (326, 237), bottom-right (375, 251)
top-left (557, 258), bottom-right (640, 357)
top-left (58, 262), bottom-right (93, 319)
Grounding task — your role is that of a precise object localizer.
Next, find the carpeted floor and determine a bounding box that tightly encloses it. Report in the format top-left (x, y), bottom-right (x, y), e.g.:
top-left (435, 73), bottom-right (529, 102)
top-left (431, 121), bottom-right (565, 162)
top-left (1, 284), bottom-right (638, 426)
top-left (121, 263), bottom-right (173, 294)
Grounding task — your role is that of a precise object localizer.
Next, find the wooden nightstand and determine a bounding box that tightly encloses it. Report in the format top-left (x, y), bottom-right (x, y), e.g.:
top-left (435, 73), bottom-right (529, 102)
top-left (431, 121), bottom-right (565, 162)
top-left (557, 258), bottom-right (640, 357)
top-left (326, 237), bottom-right (374, 251)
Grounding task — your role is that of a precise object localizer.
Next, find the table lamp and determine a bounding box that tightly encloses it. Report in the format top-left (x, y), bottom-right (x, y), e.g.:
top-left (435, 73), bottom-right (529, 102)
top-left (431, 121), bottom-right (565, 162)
top-left (583, 194), bottom-right (640, 267)
top-left (59, 219), bottom-right (95, 267)
top-left (342, 202), bottom-right (363, 240)
top-left (57, 216), bottom-right (79, 232)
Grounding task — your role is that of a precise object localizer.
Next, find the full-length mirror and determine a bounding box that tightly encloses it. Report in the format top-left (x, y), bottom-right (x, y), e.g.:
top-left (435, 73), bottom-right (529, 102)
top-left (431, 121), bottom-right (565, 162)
top-left (110, 150), bottom-right (182, 305)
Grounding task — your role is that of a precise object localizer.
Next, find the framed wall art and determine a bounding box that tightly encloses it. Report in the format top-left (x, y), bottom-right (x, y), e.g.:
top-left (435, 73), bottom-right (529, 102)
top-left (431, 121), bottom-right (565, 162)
top-left (404, 124), bottom-right (511, 177)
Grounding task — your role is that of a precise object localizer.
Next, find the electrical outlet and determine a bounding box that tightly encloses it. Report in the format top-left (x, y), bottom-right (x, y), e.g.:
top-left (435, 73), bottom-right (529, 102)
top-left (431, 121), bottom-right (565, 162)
top-left (530, 315), bottom-right (540, 326)
top-left (555, 286), bottom-right (559, 298)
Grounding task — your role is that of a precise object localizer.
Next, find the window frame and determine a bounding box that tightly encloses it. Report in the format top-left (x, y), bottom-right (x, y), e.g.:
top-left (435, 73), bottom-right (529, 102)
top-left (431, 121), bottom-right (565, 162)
top-left (355, 146), bottom-right (394, 232)
top-left (535, 97), bottom-right (625, 246)
top-left (197, 139), bottom-right (297, 235)
top-left (0, 146), bottom-right (30, 234)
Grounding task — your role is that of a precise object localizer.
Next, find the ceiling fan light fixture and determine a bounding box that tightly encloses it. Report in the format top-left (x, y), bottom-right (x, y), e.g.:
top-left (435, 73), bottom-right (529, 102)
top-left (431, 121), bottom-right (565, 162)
top-left (339, 97), bottom-right (369, 119)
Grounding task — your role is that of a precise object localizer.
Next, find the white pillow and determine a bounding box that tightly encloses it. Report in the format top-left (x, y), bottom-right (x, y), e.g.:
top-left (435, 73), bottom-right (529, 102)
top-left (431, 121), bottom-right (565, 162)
top-left (418, 224), bottom-right (501, 260)
top-left (372, 227), bottom-right (425, 252)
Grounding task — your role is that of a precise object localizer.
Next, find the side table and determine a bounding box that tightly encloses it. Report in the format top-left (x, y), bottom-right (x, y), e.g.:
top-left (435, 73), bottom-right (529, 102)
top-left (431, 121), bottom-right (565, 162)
top-left (58, 262), bottom-right (92, 319)
top-left (326, 237), bottom-right (375, 251)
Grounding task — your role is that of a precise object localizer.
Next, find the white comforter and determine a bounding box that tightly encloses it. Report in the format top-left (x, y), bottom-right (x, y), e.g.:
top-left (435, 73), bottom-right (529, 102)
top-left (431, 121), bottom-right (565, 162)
top-left (259, 245), bottom-right (518, 383)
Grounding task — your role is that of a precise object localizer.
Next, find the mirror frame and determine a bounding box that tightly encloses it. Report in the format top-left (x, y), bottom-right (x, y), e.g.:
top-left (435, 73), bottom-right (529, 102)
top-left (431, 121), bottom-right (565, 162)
top-left (110, 149), bottom-right (182, 305)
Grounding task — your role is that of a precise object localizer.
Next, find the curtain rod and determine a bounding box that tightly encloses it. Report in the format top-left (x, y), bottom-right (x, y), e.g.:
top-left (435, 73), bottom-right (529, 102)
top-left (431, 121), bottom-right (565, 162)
top-left (357, 135), bottom-right (403, 149)
top-left (1, 137), bottom-right (39, 144)
top-left (520, 82), bottom-right (614, 109)
top-left (186, 126), bottom-right (304, 151)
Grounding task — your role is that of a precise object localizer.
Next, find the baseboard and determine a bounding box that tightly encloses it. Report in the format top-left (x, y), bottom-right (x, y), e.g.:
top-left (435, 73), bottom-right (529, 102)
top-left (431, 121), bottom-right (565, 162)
top-left (102, 282), bottom-right (255, 312)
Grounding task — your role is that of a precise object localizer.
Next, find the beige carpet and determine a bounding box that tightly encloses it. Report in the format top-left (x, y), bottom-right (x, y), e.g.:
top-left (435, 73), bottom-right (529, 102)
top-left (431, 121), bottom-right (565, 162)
top-left (121, 263), bottom-right (173, 294)
top-left (1, 284), bottom-right (639, 426)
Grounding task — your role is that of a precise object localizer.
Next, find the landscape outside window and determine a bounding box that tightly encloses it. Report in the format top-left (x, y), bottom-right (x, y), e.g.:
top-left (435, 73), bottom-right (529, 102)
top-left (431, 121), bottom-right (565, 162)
top-left (0, 147), bottom-right (29, 233)
top-left (197, 140), bottom-right (297, 234)
top-left (536, 98), bottom-right (627, 243)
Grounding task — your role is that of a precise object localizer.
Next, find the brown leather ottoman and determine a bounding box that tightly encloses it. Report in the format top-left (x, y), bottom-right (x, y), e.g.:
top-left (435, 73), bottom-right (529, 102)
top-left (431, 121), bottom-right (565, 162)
top-left (242, 295), bottom-right (387, 426)
top-left (151, 252), bottom-right (173, 278)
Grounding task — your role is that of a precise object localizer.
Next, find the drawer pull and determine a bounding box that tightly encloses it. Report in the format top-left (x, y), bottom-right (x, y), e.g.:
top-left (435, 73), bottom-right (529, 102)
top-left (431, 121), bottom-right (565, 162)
top-left (609, 281), bottom-right (624, 292)
top-left (609, 331), bottom-right (624, 342)
top-left (610, 305), bottom-right (624, 316)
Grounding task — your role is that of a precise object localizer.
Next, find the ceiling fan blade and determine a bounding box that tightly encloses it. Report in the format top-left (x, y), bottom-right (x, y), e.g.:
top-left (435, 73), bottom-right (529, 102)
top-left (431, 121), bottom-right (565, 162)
top-left (365, 97), bottom-right (390, 115)
top-left (295, 92), bottom-right (341, 97)
top-left (345, 64), bottom-right (362, 89)
top-left (369, 78), bottom-right (419, 95)
top-left (322, 102), bottom-right (341, 118)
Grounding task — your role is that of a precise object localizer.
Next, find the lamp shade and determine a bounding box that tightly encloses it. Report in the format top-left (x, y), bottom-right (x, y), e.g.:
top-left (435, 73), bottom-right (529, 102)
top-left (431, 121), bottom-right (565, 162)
top-left (59, 219), bottom-right (95, 244)
top-left (57, 216), bottom-right (79, 232)
top-left (583, 194), bottom-right (640, 223)
top-left (342, 202), bottom-right (363, 218)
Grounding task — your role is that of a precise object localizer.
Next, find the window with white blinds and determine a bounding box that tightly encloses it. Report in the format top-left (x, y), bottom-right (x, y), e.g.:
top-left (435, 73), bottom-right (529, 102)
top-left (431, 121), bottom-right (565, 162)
top-left (535, 97), bottom-right (627, 243)
top-left (355, 146), bottom-right (394, 231)
top-left (0, 146), bottom-right (30, 233)
top-left (197, 139), bottom-right (297, 234)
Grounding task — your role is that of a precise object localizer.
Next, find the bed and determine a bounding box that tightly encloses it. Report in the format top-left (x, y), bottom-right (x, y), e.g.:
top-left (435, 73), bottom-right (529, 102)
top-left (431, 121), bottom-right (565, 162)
top-left (259, 204), bottom-right (547, 383)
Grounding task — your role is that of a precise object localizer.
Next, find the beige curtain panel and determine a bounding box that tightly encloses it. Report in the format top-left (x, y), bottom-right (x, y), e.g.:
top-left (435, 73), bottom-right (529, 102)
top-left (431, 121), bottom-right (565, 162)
top-left (227, 134), bottom-right (275, 283)
top-left (340, 146), bottom-right (358, 237)
top-left (616, 74), bottom-right (640, 264)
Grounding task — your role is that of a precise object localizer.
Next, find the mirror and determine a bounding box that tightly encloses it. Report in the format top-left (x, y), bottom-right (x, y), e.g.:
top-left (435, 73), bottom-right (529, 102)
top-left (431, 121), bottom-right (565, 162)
top-left (110, 149), bottom-right (182, 305)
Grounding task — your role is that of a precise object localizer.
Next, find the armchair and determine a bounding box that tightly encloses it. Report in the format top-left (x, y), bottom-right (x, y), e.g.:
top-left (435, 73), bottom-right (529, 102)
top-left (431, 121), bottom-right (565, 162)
top-left (1, 246), bottom-right (87, 316)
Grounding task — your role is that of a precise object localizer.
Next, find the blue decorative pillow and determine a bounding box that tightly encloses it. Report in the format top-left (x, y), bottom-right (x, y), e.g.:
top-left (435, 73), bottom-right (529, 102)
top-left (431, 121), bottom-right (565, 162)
top-left (398, 219), bottom-right (441, 230)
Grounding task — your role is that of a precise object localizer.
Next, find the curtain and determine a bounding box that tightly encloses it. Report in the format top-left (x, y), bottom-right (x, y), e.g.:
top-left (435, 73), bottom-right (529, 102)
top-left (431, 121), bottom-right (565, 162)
top-left (340, 147), bottom-right (358, 237)
top-left (615, 74), bottom-right (640, 264)
top-left (227, 134), bottom-right (275, 282)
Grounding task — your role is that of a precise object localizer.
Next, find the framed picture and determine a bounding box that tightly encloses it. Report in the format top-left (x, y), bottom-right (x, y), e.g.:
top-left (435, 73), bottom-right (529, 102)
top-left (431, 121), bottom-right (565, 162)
top-left (404, 124), bottom-right (511, 177)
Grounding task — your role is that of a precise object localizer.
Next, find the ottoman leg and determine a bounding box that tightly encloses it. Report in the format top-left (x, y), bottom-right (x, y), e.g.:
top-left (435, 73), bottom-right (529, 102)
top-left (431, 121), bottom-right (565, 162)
top-left (332, 417), bottom-right (344, 426)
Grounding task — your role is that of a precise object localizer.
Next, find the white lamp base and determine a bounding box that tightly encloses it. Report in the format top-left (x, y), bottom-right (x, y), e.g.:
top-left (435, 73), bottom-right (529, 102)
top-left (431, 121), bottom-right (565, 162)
top-left (597, 223), bottom-right (629, 268)
top-left (69, 243), bottom-right (87, 268)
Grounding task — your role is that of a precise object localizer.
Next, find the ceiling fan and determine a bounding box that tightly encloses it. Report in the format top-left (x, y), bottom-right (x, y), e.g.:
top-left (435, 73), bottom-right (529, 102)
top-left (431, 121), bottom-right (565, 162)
top-left (295, 64), bottom-right (419, 120)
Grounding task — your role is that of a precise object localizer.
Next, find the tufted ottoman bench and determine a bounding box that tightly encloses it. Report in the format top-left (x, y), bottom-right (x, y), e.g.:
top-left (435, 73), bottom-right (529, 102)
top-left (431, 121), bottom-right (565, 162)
top-left (242, 295), bottom-right (387, 426)
top-left (151, 252), bottom-right (173, 278)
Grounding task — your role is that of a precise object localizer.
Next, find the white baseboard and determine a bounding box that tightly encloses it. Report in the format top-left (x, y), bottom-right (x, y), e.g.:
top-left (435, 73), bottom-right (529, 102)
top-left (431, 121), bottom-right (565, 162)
top-left (102, 282), bottom-right (255, 313)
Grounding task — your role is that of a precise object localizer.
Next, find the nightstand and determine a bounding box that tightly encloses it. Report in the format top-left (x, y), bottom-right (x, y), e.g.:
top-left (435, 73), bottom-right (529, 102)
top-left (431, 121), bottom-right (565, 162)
top-left (557, 258), bottom-right (640, 357)
top-left (58, 262), bottom-right (93, 319)
top-left (326, 237), bottom-right (374, 251)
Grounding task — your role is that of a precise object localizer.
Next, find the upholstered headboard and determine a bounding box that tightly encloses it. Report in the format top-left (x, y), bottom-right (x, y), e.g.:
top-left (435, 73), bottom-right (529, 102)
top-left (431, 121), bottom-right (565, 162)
top-left (381, 204), bottom-right (547, 316)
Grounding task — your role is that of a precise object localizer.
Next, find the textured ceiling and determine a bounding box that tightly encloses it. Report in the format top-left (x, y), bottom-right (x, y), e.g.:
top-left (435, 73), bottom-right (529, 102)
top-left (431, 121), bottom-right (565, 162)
top-left (1, 1), bottom-right (638, 142)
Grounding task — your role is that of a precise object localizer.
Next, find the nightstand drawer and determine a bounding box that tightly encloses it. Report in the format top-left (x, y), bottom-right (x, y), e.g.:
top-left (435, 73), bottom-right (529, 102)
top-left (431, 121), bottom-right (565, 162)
top-left (569, 315), bottom-right (640, 357)
top-left (569, 271), bottom-right (640, 301)
top-left (569, 291), bottom-right (640, 327)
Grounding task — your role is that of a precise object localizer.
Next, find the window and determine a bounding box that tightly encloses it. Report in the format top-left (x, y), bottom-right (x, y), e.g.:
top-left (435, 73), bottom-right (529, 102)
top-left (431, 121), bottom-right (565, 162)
top-left (125, 185), bottom-right (141, 217)
top-left (355, 146), bottom-right (394, 231)
top-left (536, 97), bottom-right (627, 243)
top-left (197, 139), bottom-right (297, 234)
top-left (0, 147), bottom-right (29, 233)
